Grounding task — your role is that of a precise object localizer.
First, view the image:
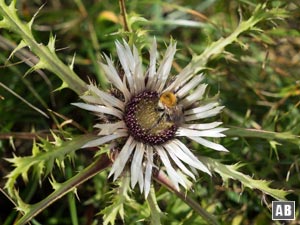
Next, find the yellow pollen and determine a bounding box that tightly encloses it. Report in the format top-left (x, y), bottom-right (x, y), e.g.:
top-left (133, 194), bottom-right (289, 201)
top-left (160, 91), bottom-right (177, 108)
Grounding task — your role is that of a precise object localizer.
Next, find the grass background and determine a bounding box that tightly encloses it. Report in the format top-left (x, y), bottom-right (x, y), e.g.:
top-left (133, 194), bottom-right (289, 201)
top-left (0, 0), bottom-right (299, 224)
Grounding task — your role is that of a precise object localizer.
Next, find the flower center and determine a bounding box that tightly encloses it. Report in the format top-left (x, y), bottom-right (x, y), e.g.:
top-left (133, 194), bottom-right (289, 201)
top-left (124, 91), bottom-right (177, 145)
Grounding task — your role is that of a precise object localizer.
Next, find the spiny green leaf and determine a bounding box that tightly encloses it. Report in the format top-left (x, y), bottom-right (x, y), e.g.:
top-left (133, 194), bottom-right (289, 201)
top-left (0, 0), bottom-right (88, 94)
top-left (224, 127), bottom-right (300, 145)
top-left (189, 3), bottom-right (288, 74)
top-left (200, 157), bottom-right (290, 201)
top-left (14, 155), bottom-right (110, 225)
top-left (5, 155), bottom-right (38, 196)
top-left (101, 175), bottom-right (131, 225)
top-left (5, 134), bottom-right (97, 198)
top-left (0, 0), bottom-right (32, 36)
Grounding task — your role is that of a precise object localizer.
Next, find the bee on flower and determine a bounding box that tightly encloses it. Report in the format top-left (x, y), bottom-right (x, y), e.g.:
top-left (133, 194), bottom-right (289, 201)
top-left (73, 38), bottom-right (228, 197)
top-left (158, 91), bottom-right (184, 125)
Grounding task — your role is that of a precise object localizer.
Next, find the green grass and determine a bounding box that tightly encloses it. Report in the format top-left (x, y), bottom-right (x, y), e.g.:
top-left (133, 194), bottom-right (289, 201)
top-left (0, 0), bottom-right (299, 224)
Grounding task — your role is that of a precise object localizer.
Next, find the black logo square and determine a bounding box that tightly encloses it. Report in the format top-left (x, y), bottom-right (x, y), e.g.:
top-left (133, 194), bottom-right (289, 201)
top-left (272, 201), bottom-right (295, 220)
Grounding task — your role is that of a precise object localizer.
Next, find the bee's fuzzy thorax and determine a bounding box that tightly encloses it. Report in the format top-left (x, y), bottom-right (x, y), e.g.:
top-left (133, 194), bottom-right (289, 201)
top-left (159, 91), bottom-right (177, 108)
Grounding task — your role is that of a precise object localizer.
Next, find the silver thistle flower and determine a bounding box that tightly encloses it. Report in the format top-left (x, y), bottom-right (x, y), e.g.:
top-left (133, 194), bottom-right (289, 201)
top-left (73, 39), bottom-right (228, 198)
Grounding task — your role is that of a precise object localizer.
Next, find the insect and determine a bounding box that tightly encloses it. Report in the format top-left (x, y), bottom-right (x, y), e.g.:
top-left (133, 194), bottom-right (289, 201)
top-left (158, 91), bottom-right (183, 125)
top-left (146, 91), bottom-right (184, 133)
top-left (157, 91), bottom-right (184, 125)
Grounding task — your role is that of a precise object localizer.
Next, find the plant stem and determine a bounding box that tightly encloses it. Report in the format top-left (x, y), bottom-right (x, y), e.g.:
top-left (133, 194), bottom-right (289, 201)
top-left (119, 0), bottom-right (130, 32)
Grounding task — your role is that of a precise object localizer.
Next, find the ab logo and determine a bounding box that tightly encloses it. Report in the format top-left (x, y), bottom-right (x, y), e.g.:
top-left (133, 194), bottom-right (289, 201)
top-left (272, 201), bottom-right (295, 220)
